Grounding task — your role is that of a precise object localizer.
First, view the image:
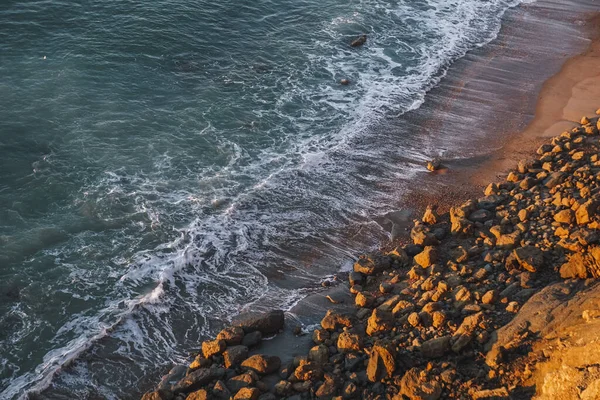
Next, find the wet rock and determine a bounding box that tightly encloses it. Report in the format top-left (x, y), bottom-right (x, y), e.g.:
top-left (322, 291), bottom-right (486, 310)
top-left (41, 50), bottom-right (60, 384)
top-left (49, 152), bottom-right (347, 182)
top-left (141, 389), bottom-right (174, 400)
top-left (367, 341), bottom-right (396, 382)
top-left (186, 389), bottom-right (209, 400)
top-left (233, 387), bottom-right (260, 400)
top-left (308, 345), bottom-right (329, 365)
top-left (242, 331), bottom-right (262, 347)
top-left (232, 310), bottom-right (284, 335)
top-left (216, 326), bottom-right (245, 346)
top-left (427, 159), bottom-right (441, 171)
top-left (173, 367), bottom-right (225, 394)
top-left (223, 345), bottom-right (249, 369)
top-left (202, 339), bottom-right (226, 359)
top-left (350, 34), bottom-right (367, 47)
top-left (241, 355), bottom-right (281, 375)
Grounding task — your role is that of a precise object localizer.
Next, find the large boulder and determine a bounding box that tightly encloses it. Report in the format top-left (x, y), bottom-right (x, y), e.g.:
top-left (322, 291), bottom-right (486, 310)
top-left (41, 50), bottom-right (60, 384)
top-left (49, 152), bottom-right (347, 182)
top-left (216, 326), bottom-right (244, 345)
top-left (366, 308), bottom-right (393, 336)
top-left (232, 310), bottom-right (284, 335)
top-left (414, 246), bottom-right (439, 268)
top-left (202, 339), bottom-right (226, 359)
top-left (223, 345), bottom-right (249, 368)
top-left (367, 342), bottom-right (396, 382)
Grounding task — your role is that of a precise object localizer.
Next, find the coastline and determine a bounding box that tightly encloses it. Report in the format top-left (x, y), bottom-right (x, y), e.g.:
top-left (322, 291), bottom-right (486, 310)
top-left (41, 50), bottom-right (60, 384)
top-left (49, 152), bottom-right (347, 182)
top-left (133, 1), bottom-right (600, 399)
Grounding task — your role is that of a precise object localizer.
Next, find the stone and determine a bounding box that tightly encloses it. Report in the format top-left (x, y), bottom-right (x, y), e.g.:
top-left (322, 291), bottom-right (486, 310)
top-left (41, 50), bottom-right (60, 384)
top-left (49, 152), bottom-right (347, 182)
top-left (185, 389), bottom-right (209, 400)
top-left (482, 290), bottom-right (498, 305)
top-left (242, 331), bottom-right (262, 347)
top-left (396, 368), bottom-right (442, 400)
top-left (422, 206), bottom-right (439, 225)
top-left (420, 336), bottom-right (451, 358)
top-left (367, 342), bottom-right (396, 382)
top-left (173, 367), bottom-right (225, 394)
top-left (241, 355), bottom-right (281, 375)
top-left (353, 254), bottom-right (389, 275)
top-left (226, 373), bottom-right (254, 393)
top-left (554, 209), bottom-right (574, 224)
top-left (411, 225), bottom-right (440, 246)
top-left (141, 389), bottom-right (174, 400)
top-left (202, 339), bottom-right (226, 359)
top-left (496, 231), bottom-right (521, 249)
top-left (223, 346), bottom-right (249, 369)
top-left (313, 329), bottom-right (330, 345)
top-left (560, 247), bottom-right (600, 279)
top-left (232, 310), bottom-right (284, 335)
top-left (294, 362), bottom-right (323, 381)
top-left (213, 380), bottom-right (231, 399)
top-left (274, 380), bottom-right (292, 396)
top-left (337, 332), bottom-right (362, 353)
top-left (233, 387), bottom-right (260, 400)
top-left (321, 310), bottom-right (354, 331)
top-left (576, 199), bottom-right (598, 225)
top-left (355, 291), bottom-right (374, 308)
top-left (470, 209), bottom-right (492, 223)
top-left (348, 271), bottom-right (364, 286)
top-left (414, 246), bottom-right (439, 268)
top-left (512, 246), bottom-right (544, 273)
top-left (308, 345), bottom-right (329, 365)
top-left (452, 312), bottom-right (484, 353)
top-left (216, 326), bottom-right (245, 346)
top-left (366, 308), bottom-right (393, 336)
top-left (315, 375), bottom-right (339, 398)
top-left (350, 34), bottom-right (367, 47)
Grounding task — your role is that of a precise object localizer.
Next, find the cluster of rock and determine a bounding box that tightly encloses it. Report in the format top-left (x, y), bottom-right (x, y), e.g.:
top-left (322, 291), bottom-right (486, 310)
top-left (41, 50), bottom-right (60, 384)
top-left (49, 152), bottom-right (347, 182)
top-left (141, 114), bottom-right (600, 399)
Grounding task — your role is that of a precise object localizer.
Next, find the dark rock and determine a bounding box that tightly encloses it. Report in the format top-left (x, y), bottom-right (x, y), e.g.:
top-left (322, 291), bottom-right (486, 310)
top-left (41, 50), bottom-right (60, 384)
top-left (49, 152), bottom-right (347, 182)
top-left (141, 389), bottom-right (174, 400)
top-left (350, 34), bottom-right (367, 47)
top-left (232, 310), bottom-right (284, 335)
top-left (216, 326), bottom-right (245, 346)
top-left (241, 330), bottom-right (262, 347)
top-left (420, 336), bottom-right (451, 358)
top-left (223, 345), bottom-right (249, 369)
top-left (172, 367), bottom-right (225, 394)
top-left (241, 355), bottom-right (281, 375)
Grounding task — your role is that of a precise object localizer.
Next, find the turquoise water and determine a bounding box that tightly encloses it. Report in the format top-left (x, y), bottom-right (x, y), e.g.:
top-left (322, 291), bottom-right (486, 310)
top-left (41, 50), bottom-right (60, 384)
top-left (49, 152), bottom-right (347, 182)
top-left (0, 0), bottom-right (522, 398)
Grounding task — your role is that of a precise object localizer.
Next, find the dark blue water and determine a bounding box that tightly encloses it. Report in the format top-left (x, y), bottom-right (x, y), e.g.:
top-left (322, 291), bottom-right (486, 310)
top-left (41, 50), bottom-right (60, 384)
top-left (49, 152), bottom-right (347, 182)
top-left (0, 0), bottom-right (522, 398)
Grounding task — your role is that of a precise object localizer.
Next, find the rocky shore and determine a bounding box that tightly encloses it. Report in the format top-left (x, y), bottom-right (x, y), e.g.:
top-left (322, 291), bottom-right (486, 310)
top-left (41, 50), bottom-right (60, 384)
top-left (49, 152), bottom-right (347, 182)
top-left (141, 113), bottom-right (600, 400)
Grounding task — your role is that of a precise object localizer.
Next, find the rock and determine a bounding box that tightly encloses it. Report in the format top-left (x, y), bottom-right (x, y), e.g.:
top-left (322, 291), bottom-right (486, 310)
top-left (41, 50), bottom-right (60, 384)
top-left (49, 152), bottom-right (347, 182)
top-left (581, 116), bottom-right (591, 125)
top-left (512, 246), bottom-right (544, 273)
top-left (554, 209), bottom-right (574, 224)
top-left (452, 312), bottom-right (484, 353)
top-left (233, 387), bottom-right (260, 400)
top-left (482, 290), bottom-right (498, 305)
top-left (173, 367), bottom-right (225, 394)
top-left (216, 326), bottom-right (245, 346)
top-left (241, 331), bottom-right (262, 347)
top-left (141, 389), bottom-right (174, 400)
top-left (226, 373), bottom-right (254, 393)
top-left (396, 368), bottom-right (442, 400)
top-left (420, 336), bottom-right (451, 358)
top-left (353, 254), bottom-right (390, 275)
top-left (576, 199), bottom-right (598, 225)
top-left (560, 247), bottom-right (600, 279)
top-left (321, 310), bottom-right (354, 331)
top-left (202, 339), bottom-right (226, 359)
top-left (223, 345), bottom-right (249, 369)
top-left (274, 380), bottom-right (292, 396)
top-left (427, 159), bottom-right (441, 171)
top-left (308, 345), bottom-right (329, 365)
top-left (186, 389), bottom-right (209, 400)
top-left (496, 231), bottom-right (521, 249)
top-left (355, 291), bottom-right (374, 308)
top-left (241, 355), bottom-right (281, 375)
top-left (189, 356), bottom-right (211, 372)
top-left (340, 79), bottom-right (350, 85)
top-left (411, 225), bottom-right (440, 246)
top-left (315, 375), bottom-right (339, 398)
top-left (366, 308), bottom-right (393, 336)
top-left (213, 380), bottom-right (231, 399)
top-left (414, 246), bottom-right (439, 268)
top-left (422, 205), bottom-right (439, 225)
top-left (367, 342), bottom-right (396, 382)
top-left (469, 209), bottom-right (492, 223)
top-left (350, 34), bottom-right (367, 47)
top-left (232, 310), bottom-right (284, 335)
top-left (294, 362), bottom-right (323, 381)
top-left (348, 271), bottom-right (364, 286)
top-left (544, 171), bottom-right (565, 189)
top-left (337, 332), bottom-right (362, 353)
top-left (472, 387), bottom-right (509, 399)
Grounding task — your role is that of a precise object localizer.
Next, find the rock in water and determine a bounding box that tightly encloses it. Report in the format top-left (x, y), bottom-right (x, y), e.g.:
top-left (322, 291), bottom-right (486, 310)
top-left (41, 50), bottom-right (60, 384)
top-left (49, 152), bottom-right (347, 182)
top-left (340, 78), bottom-right (350, 85)
top-left (351, 34), bottom-right (367, 47)
top-left (427, 159), bottom-right (441, 171)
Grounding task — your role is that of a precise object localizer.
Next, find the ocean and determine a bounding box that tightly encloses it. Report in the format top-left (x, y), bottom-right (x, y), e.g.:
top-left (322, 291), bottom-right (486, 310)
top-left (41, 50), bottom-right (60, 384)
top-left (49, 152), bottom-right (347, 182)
top-left (0, 0), bottom-right (524, 398)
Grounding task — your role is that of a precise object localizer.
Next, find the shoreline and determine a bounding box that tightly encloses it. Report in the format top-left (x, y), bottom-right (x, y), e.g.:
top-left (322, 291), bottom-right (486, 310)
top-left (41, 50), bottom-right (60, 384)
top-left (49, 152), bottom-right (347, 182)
top-left (134, 2), bottom-right (600, 399)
